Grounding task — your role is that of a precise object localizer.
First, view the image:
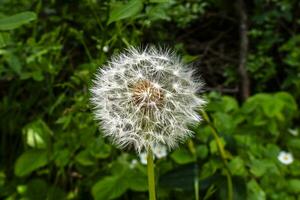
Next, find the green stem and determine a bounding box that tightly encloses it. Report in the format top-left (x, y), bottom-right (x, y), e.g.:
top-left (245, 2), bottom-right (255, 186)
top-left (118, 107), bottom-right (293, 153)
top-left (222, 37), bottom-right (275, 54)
top-left (194, 167), bottom-right (199, 200)
top-left (201, 110), bottom-right (233, 200)
top-left (147, 148), bottom-right (156, 200)
top-left (188, 140), bottom-right (199, 200)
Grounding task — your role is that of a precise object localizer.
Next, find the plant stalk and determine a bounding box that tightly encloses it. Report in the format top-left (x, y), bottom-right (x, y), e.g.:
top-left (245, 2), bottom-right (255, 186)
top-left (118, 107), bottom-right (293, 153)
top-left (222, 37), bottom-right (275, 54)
top-left (201, 110), bottom-right (233, 200)
top-left (147, 148), bottom-right (156, 200)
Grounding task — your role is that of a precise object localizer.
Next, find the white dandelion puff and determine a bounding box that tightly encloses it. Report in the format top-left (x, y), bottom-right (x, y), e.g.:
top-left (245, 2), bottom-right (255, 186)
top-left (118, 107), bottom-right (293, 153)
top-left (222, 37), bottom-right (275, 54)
top-left (278, 151), bottom-right (294, 165)
top-left (90, 46), bottom-right (206, 153)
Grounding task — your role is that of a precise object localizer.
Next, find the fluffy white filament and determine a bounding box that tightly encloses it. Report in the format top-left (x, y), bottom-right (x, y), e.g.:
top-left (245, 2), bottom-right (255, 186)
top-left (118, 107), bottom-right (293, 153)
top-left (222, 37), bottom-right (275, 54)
top-left (90, 47), bottom-right (205, 153)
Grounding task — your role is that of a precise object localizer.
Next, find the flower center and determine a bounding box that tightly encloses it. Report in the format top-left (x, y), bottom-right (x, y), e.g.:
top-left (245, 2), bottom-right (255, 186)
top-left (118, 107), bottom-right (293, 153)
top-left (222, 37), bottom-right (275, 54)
top-left (283, 155), bottom-right (289, 161)
top-left (131, 80), bottom-right (164, 109)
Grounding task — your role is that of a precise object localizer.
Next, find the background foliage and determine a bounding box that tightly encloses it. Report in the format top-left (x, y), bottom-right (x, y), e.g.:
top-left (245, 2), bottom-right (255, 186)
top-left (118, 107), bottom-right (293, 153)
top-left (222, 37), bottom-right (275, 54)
top-left (0, 0), bottom-right (300, 199)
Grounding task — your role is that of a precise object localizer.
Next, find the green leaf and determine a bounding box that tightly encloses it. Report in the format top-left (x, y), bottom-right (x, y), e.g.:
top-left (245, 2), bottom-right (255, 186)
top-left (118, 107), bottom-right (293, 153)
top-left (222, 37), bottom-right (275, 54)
top-left (90, 139), bottom-right (111, 159)
top-left (200, 160), bottom-right (222, 179)
top-left (209, 138), bottom-right (226, 154)
top-left (0, 11), bottom-right (37, 30)
top-left (14, 150), bottom-right (48, 177)
top-left (75, 150), bottom-right (95, 166)
top-left (25, 179), bottom-right (48, 200)
top-left (196, 144), bottom-right (208, 159)
top-left (250, 159), bottom-right (275, 177)
top-left (247, 179), bottom-right (266, 200)
top-left (92, 176), bottom-right (128, 200)
top-left (288, 138), bottom-right (300, 150)
top-left (171, 148), bottom-right (195, 164)
top-left (150, 0), bottom-right (170, 2)
top-left (160, 164), bottom-right (197, 190)
top-left (0, 171), bottom-right (5, 187)
top-left (22, 119), bottom-right (52, 149)
top-left (228, 157), bottom-right (246, 176)
top-left (0, 32), bottom-right (11, 48)
top-left (107, 0), bottom-right (143, 24)
top-left (127, 170), bottom-right (147, 191)
top-left (287, 179), bottom-right (300, 193)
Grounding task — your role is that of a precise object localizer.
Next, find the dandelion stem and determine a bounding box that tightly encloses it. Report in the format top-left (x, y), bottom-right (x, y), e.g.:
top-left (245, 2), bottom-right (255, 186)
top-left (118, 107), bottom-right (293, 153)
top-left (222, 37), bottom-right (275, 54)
top-left (147, 148), bottom-right (156, 200)
top-left (201, 110), bottom-right (233, 200)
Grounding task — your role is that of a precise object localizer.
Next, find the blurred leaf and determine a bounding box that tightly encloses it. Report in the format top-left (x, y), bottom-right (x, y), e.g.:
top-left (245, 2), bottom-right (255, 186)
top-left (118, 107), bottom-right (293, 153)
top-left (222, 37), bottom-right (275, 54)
top-left (127, 170), bottom-right (147, 192)
top-left (287, 179), bottom-right (300, 193)
top-left (200, 160), bottom-right (222, 179)
top-left (14, 150), bottom-right (48, 177)
top-left (24, 179), bottom-right (47, 200)
top-left (7, 53), bottom-right (22, 74)
top-left (228, 157), bottom-right (246, 176)
top-left (0, 32), bottom-right (10, 48)
top-left (209, 138), bottom-right (226, 154)
top-left (89, 138), bottom-right (111, 159)
top-left (108, 0), bottom-right (143, 24)
top-left (22, 119), bottom-right (52, 149)
top-left (0, 11), bottom-right (36, 30)
top-left (250, 159), bottom-right (274, 177)
top-left (171, 148), bottom-right (195, 164)
top-left (22, 179), bottom-right (65, 200)
top-left (75, 150), bottom-right (95, 166)
top-left (196, 144), bottom-right (208, 159)
top-left (149, 0), bottom-right (170, 2)
top-left (92, 176), bottom-right (127, 200)
top-left (0, 171), bottom-right (5, 187)
top-left (247, 179), bottom-right (266, 200)
top-left (54, 149), bottom-right (71, 168)
top-left (160, 163), bottom-right (197, 190)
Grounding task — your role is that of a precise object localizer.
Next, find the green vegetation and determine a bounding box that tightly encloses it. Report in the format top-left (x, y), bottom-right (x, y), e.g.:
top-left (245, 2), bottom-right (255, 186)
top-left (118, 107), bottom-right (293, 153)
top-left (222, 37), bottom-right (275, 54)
top-left (0, 0), bottom-right (300, 199)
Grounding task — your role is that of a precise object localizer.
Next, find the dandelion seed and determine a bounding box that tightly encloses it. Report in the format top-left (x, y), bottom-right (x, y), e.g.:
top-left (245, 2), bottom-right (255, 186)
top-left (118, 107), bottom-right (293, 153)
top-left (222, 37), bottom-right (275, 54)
top-left (278, 151), bottom-right (293, 165)
top-left (90, 46), bottom-right (205, 153)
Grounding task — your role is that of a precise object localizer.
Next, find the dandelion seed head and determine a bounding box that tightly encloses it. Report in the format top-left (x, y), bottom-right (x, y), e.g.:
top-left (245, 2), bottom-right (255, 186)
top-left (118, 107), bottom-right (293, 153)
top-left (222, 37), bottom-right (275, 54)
top-left (90, 46), bottom-right (206, 153)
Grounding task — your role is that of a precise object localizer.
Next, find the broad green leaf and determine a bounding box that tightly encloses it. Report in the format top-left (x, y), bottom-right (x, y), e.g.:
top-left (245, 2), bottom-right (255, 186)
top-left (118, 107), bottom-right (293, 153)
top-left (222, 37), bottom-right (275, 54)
top-left (23, 179), bottom-right (66, 200)
top-left (14, 150), bottom-right (48, 177)
top-left (250, 159), bottom-right (275, 177)
top-left (90, 139), bottom-right (111, 159)
top-left (0, 11), bottom-right (37, 30)
top-left (92, 176), bottom-right (128, 200)
top-left (24, 179), bottom-right (47, 200)
top-left (247, 179), bottom-right (266, 200)
top-left (127, 170), bottom-right (147, 191)
top-left (288, 139), bottom-right (300, 150)
top-left (222, 96), bottom-right (239, 112)
top-left (107, 0), bottom-right (143, 24)
top-left (75, 150), bottom-right (95, 166)
top-left (228, 157), bottom-right (246, 176)
top-left (196, 144), bottom-right (208, 159)
top-left (287, 179), bottom-right (300, 193)
top-left (7, 53), bottom-right (22, 74)
top-left (200, 160), bottom-right (222, 179)
top-left (171, 148), bottom-right (195, 164)
top-left (160, 164), bottom-right (197, 190)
